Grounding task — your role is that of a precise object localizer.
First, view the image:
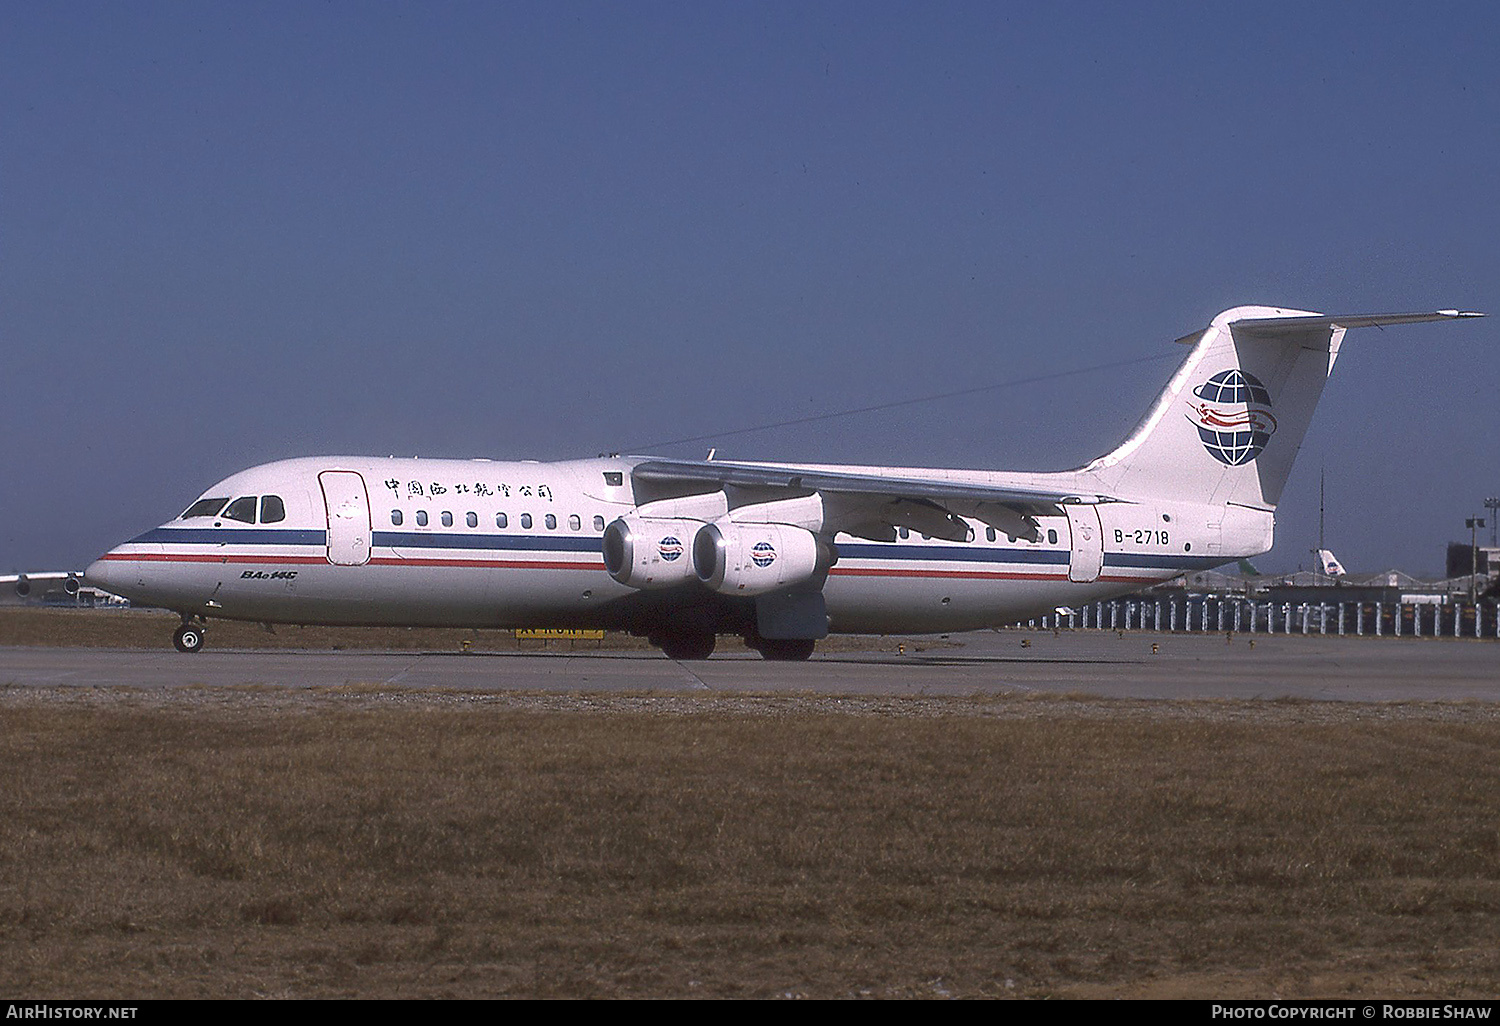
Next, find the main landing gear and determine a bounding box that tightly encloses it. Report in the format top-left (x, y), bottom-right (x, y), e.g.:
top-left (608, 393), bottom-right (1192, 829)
top-left (752, 637), bottom-right (817, 662)
top-left (650, 632), bottom-right (818, 661)
top-left (172, 619), bottom-right (205, 653)
top-left (653, 632), bottom-right (717, 661)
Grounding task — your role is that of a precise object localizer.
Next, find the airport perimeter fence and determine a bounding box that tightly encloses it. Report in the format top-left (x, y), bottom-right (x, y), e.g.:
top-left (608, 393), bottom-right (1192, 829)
top-left (1029, 594), bottom-right (1500, 640)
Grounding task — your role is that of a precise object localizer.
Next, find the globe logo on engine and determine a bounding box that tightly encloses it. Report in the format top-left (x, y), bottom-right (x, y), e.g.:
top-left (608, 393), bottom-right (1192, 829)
top-left (658, 536), bottom-right (683, 562)
top-left (750, 541), bottom-right (777, 568)
top-left (1186, 369), bottom-right (1277, 466)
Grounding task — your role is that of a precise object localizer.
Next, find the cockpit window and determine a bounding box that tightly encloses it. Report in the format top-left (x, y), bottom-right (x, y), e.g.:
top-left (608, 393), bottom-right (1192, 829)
top-left (181, 497), bottom-right (229, 519)
top-left (222, 496), bottom-right (258, 523)
top-left (260, 496), bottom-right (286, 524)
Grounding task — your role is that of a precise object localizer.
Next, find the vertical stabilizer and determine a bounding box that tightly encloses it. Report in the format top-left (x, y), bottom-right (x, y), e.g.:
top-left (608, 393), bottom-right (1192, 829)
top-left (1317, 549), bottom-right (1348, 577)
top-left (1080, 307), bottom-right (1480, 510)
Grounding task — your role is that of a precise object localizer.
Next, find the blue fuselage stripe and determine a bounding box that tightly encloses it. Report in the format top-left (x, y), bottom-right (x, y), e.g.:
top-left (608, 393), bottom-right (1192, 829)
top-left (373, 532), bottom-right (602, 553)
top-left (131, 527), bottom-right (327, 545)
top-left (128, 528), bottom-right (1220, 574)
top-left (838, 543), bottom-right (1067, 565)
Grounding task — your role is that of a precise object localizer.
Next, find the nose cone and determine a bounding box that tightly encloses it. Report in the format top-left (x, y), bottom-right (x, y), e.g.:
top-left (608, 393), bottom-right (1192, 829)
top-left (84, 555), bottom-right (121, 596)
top-left (84, 542), bottom-right (152, 603)
top-left (85, 535), bottom-right (197, 610)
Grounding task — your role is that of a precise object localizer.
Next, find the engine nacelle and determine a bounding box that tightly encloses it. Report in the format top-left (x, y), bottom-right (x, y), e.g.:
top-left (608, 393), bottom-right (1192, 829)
top-left (602, 516), bottom-right (703, 589)
top-left (693, 522), bottom-right (832, 596)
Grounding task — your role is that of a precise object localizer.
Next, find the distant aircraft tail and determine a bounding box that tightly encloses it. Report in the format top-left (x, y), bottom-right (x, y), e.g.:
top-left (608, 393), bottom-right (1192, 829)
top-left (1317, 549), bottom-right (1348, 577)
top-left (1080, 307), bottom-right (1480, 510)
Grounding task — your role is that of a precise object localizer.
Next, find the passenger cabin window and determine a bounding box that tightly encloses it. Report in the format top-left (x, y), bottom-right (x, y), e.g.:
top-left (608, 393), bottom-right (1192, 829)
top-left (1047, 529), bottom-right (1058, 544)
top-left (260, 495), bottom-right (286, 524)
top-left (569, 514), bottom-right (581, 531)
top-left (545, 514), bottom-right (557, 530)
top-left (897, 527), bottom-right (909, 539)
top-left (496, 513), bottom-right (508, 529)
top-left (986, 527), bottom-right (997, 542)
top-left (391, 510), bottom-right (403, 526)
top-left (181, 498), bottom-right (229, 519)
top-left (593, 515), bottom-right (605, 532)
top-left (441, 511), bottom-right (453, 527)
top-left (416, 511), bottom-right (428, 527)
top-left (520, 514), bottom-right (532, 529)
top-left (222, 496), bottom-right (257, 523)
top-left (466, 512), bottom-right (478, 528)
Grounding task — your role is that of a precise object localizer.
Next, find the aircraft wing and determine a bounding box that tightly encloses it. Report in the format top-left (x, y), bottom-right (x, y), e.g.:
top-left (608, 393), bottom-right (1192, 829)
top-left (2, 571), bottom-right (85, 597)
top-left (629, 458), bottom-right (1111, 542)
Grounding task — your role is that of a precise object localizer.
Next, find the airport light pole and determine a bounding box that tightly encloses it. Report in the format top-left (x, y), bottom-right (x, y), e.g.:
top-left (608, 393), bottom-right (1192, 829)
top-left (1467, 517), bottom-right (1487, 603)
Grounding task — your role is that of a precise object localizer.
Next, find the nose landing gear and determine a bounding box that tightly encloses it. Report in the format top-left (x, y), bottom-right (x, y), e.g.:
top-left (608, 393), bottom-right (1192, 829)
top-left (172, 619), bottom-right (205, 653)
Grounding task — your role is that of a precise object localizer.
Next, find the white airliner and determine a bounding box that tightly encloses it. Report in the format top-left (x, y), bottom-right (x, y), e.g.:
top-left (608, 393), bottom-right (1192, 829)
top-left (1, 571), bottom-right (84, 598)
top-left (83, 305), bottom-right (1481, 659)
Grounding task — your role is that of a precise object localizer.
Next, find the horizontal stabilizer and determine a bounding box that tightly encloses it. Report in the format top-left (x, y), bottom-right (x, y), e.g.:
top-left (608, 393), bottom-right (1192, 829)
top-left (1231, 309), bottom-right (1483, 337)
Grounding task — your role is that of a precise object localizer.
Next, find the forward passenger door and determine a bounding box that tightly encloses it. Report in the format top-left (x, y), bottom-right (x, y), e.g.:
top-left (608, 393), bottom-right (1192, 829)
top-left (320, 470), bottom-right (372, 566)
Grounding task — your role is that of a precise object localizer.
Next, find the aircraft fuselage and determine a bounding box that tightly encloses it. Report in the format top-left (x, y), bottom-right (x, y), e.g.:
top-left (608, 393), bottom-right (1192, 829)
top-left (86, 454), bottom-right (1239, 637)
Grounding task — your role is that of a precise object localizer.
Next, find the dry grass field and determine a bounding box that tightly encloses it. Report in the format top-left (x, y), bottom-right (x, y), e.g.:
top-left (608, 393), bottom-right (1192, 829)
top-left (4, 608), bottom-right (1500, 999)
top-left (3, 684), bottom-right (1500, 999)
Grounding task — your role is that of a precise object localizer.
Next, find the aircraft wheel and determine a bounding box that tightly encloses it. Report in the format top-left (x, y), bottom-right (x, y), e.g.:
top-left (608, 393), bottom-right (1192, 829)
top-left (658, 633), bottom-right (716, 661)
top-left (757, 638), bottom-right (816, 661)
top-left (173, 624), bottom-right (204, 653)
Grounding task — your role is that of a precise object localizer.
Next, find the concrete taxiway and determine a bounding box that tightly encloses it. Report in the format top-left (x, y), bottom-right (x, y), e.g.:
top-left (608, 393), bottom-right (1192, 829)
top-left (2, 631), bottom-right (1497, 700)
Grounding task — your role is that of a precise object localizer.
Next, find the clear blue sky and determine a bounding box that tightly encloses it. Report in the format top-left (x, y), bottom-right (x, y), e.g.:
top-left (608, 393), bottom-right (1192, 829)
top-left (3, 1), bottom-right (1496, 575)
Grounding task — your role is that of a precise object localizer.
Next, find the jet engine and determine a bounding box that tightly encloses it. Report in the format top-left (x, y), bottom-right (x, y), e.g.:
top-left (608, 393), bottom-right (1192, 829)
top-left (692, 522), bottom-right (834, 596)
top-left (602, 516), bottom-right (703, 589)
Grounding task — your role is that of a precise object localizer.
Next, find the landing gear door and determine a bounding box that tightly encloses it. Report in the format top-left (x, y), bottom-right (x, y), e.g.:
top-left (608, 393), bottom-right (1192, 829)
top-left (1064, 504), bottom-right (1104, 583)
top-left (319, 470), bottom-right (372, 566)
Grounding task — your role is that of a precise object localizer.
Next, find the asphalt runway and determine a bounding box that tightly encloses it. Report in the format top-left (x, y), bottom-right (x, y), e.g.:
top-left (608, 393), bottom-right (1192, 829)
top-left (2, 631), bottom-right (1497, 700)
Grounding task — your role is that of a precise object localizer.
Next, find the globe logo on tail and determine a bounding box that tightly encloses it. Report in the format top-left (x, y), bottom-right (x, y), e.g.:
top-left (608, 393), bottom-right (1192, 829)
top-left (1187, 369), bottom-right (1277, 466)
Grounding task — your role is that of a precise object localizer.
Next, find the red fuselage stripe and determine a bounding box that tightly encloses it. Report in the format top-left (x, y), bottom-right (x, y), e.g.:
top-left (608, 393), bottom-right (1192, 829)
top-left (98, 553), bottom-right (324, 565)
top-left (100, 551), bottom-right (1153, 584)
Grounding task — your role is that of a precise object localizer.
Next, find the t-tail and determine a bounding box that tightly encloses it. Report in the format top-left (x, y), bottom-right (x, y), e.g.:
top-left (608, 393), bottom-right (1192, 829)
top-left (1079, 306), bottom-right (1483, 510)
